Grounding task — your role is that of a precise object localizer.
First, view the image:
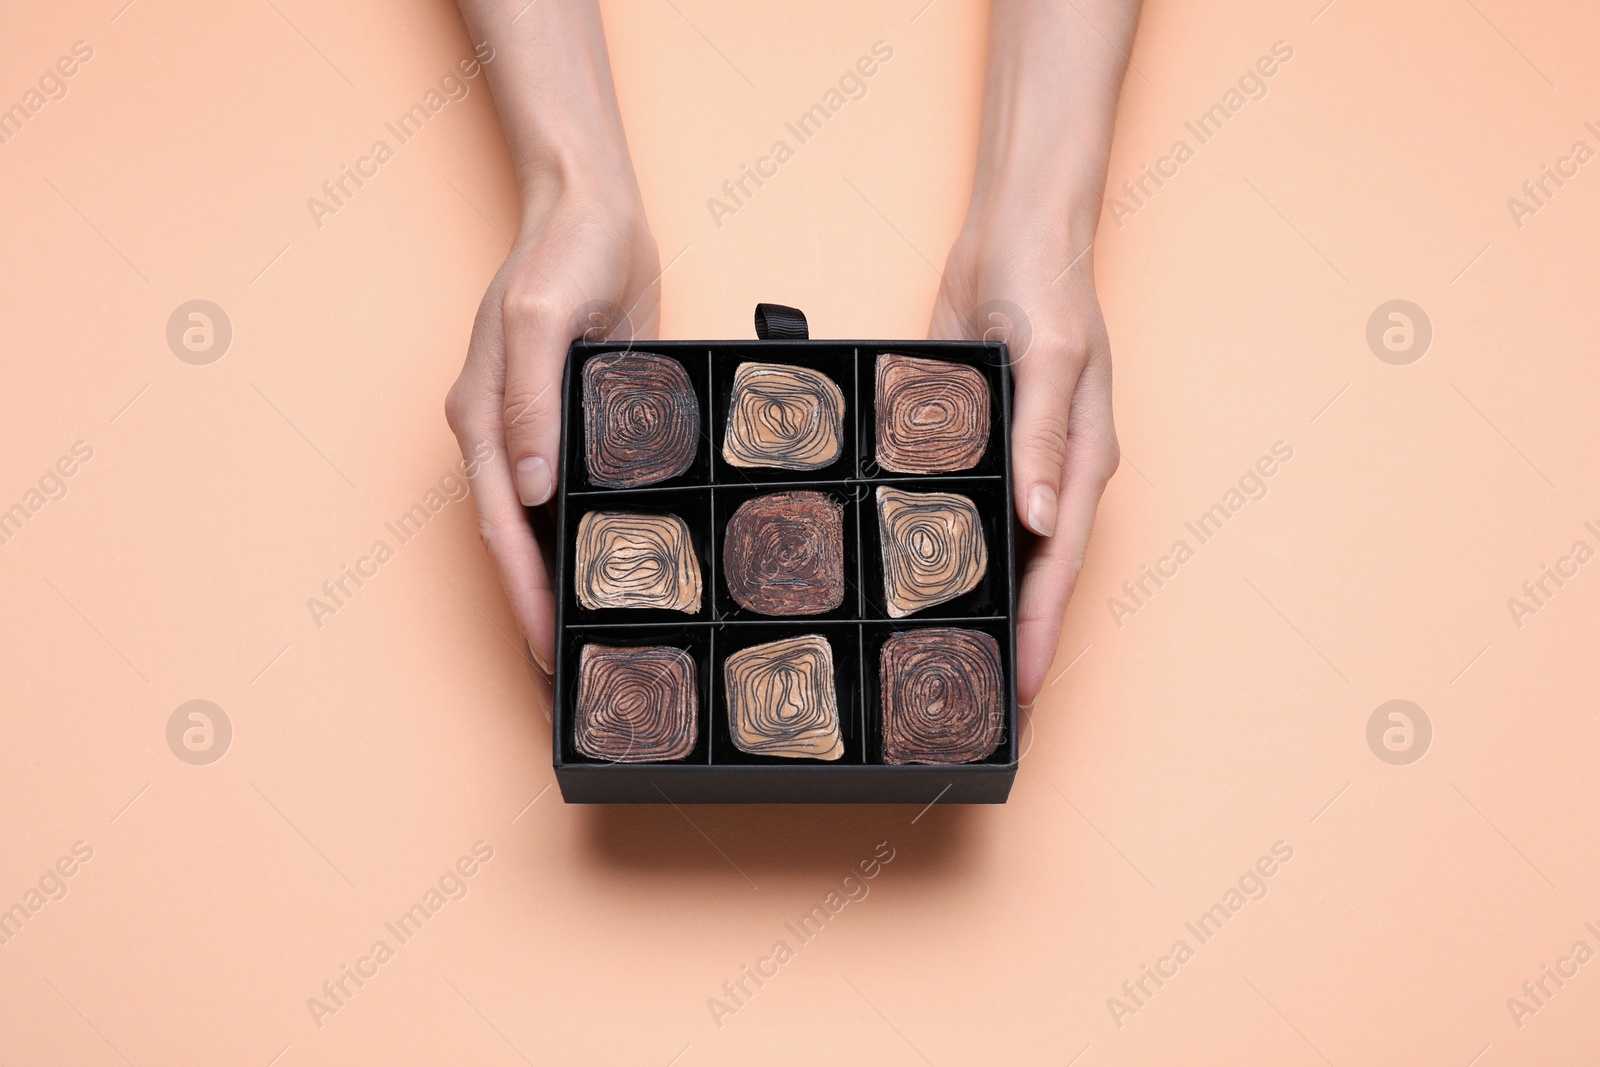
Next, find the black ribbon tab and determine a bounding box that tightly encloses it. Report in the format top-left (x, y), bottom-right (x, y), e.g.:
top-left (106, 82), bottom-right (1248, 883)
top-left (753, 303), bottom-right (809, 340)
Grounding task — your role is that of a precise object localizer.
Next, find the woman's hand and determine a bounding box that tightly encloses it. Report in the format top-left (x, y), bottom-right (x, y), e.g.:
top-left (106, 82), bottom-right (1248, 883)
top-left (447, 0), bottom-right (658, 674)
top-left (931, 215), bottom-right (1117, 706)
top-left (932, 0), bottom-right (1140, 705)
top-left (445, 190), bottom-right (659, 674)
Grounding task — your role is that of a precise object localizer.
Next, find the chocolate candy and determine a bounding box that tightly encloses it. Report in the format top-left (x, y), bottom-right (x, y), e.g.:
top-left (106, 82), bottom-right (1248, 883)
top-left (874, 353), bottom-right (990, 474)
top-left (724, 634), bottom-right (843, 760)
top-left (583, 352), bottom-right (699, 487)
top-left (574, 511), bottom-right (702, 613)
top-left (721, 362), bottom-right (844, 470)
top-left (723, 491), bottom-right (845, 616)
top-left (880, 628), bottom-right (1003, 764)
top-left (875, 486), bottom-right (986, 618)
top-left (574, 643), bottom-right (698, 761)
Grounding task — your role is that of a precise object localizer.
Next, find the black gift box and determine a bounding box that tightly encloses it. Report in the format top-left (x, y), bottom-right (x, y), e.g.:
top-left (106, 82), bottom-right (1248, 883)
top-left (550, 306), bottom-right (1018, 803)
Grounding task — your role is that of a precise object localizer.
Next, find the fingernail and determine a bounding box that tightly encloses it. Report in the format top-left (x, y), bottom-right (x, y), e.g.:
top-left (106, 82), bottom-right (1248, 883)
top-left (529, 642), bottom-right (552, 675)
top-left (1026, 484), bottom-right (1058, 537)
top-left (516, 456), bottom-right (552, 506)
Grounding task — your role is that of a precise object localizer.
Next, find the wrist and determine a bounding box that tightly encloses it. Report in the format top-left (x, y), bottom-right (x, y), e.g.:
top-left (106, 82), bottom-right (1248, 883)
top-left (517, 137), bottom-right (643, 220)
top-left (959, 159), bottom-right (1103, 268)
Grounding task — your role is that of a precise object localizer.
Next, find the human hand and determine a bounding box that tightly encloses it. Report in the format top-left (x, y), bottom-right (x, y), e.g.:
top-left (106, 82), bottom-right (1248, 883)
top-left (446, 0), bottom-right (661, 675)
top-left (445, 188), bottom-right (660, 674)
top-left (928, 0), bottom-right (1137, 706)
top-left (931, 213), bottom-right (1119, 707)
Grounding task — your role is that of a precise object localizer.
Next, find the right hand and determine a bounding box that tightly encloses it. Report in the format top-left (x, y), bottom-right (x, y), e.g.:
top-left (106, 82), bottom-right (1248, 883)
top-left (445, 187), bottom-right (661, 675)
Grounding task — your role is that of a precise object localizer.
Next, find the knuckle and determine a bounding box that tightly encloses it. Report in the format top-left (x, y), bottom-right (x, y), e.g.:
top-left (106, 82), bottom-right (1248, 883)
top-left (501, 284), bottom-right (563, 328)
top-left (502, 385), bottom-right (556, 437)
top-left (1023, 416), bottom-right (1070, 472)
top-left (1029, 326), bottom-right (1091, 368)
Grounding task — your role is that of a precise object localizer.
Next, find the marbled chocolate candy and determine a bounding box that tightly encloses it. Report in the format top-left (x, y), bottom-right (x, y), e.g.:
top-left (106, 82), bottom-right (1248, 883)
top-left (724, 634), bottom-right (843, 760)
top-left (874, 353), bottom-right (990, 474)
top-left (721, 362), bottom-right (844, 470)
top-left (875, 486), bottom-right (986, 618)
top-left (723, 491), bottom-right (845, 616)
top-left (582, 351), bottom-right (699, 487)
top-left (575, 511), bottom-right (702, 613)
top-left (880, 628), bottom-right (1003, 764)
top-left (574, 644), bottom-right (698, 761)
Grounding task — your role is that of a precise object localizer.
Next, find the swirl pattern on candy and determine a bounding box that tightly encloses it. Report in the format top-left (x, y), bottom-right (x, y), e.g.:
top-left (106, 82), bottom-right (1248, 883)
top-left (582, 352), bottom-right (700, 487)
top-left (574, 644), bottom-right (698, 762)
top-left (574, 511), bottom-right (702, 613)
top-left (880, 628), bottom-right (1004, 764)
top-left (875, 486), bottom-right (987, 618)
top-left (721, 362), bottom-right (844, 470)
top-left (724, 634), bottom-right (844, 760)
top-left (874, 353), bottom-right (990, 474)
top-left (722, 491), bottom-right (845, 616)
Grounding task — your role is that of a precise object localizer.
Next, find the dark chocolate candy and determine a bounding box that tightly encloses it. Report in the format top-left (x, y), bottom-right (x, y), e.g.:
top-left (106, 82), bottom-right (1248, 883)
top-left (874, 353), bottom-right (989, 474)
top-left (880, 628), bottom-right (1003, 764)
top-left (582, 351), bottom-right (699, 487)
top-left (723, 491), bottom-right (845, 616)
top-left (574, 643), bottom-right (698, 761)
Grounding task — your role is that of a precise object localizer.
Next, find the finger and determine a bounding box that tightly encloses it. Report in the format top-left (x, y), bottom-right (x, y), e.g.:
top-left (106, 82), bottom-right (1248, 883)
top-left (501, 291), bottom-right (571, 509)
top-left (445, 299), bottom-right (559, 674)
top-left (1010, 329), bottom-right (1086, 539)
top-left (1015, 348), bottom-right (1119, 704)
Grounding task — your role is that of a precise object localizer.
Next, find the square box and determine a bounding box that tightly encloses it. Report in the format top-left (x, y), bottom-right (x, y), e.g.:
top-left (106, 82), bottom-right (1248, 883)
top-left (552, 334), bottom-right (1018, 804)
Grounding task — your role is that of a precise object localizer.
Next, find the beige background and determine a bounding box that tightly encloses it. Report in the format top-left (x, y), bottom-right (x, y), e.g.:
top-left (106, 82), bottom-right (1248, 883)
top-left (3, 0), bottom-right (1598, 1063)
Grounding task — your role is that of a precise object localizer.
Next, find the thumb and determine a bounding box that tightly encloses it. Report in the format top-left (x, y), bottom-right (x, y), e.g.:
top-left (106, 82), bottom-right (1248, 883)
top-left (1011, 342), bottom-right (1081, 538)
top-left (501, 294), bottom-right (572, 507)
